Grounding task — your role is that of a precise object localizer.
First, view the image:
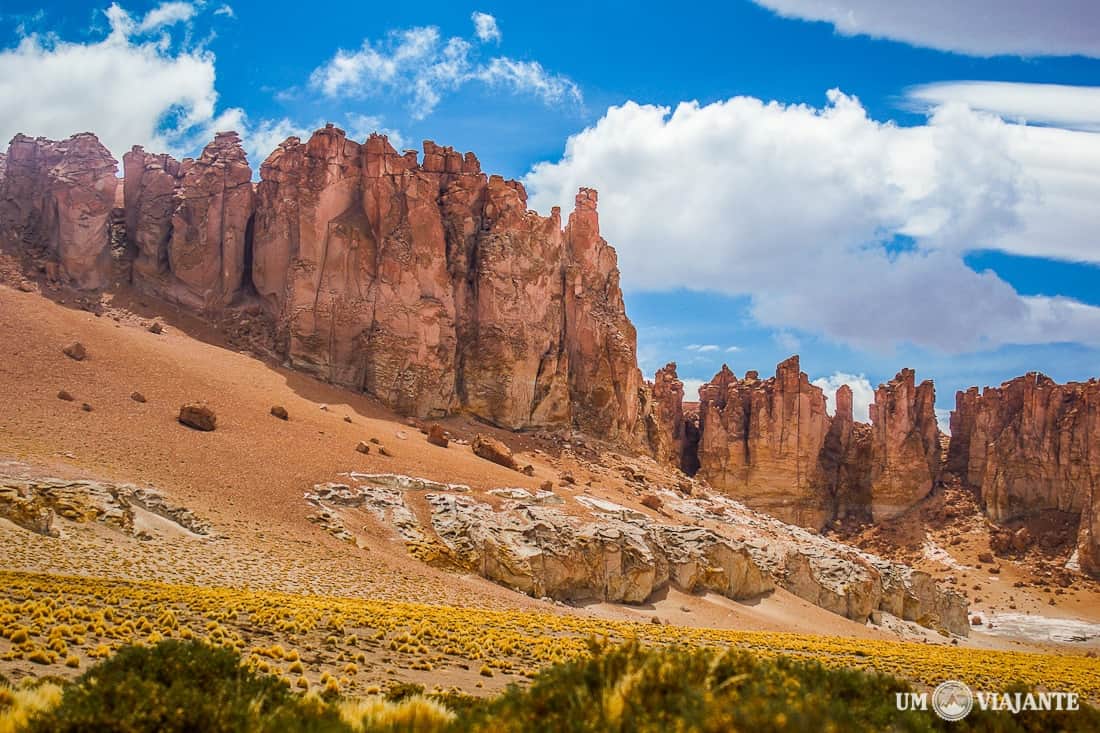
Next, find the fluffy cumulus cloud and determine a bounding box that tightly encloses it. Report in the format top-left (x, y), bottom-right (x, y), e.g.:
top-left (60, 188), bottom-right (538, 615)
top-left (0, 3), bottom-right (401, 168)
top-left (680, 378), bottom-right (707, 403)
top-left (309, 17), bottom-right (580, 119)
top-left (812, 372), bottom-right (875, 422)
top-left (471, 12), bottom-right (501, 43)
top-left (0, 1), bottom-right (236, 159)
top-left (526, 90), bottom-right (1100, 353)
top-left (752, 0), bottom-right (1100, 57)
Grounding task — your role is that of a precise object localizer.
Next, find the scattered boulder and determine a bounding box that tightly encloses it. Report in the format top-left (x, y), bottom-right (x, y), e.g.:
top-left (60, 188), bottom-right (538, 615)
top-left (130, 392), bottom-right (146, 403)
top-left (977, 551), bottom-right (994, 564)
top-left (63, 342), bottom-right (87, 361)
top-left (178, 403), bottom-right (216, 431)
top-left (148, 322), bottom-right (163, 334)
top-left (57, 390), bottom-right (74, 402)
top-left (379, 446), bottom-right (393, 457)
top-left (80, 403), bottom-right (93, 412)
top-left (355, 441), bottom-right (371, 454)
top-left (270, 405), bottom-right (289, 421)
top-left (471, 434), bottom-right (516, 470)
top-left (971, 615), bottom-right (982, 625)
top-left (521, 464), bottom-right (535, 476)
top-left (641, 494), bottom-right (663, 511)
top-left (426, 424), bottom-right (449, 448)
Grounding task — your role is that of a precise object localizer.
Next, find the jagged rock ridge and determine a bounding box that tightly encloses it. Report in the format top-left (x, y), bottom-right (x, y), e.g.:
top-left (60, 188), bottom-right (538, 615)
top-left (947, 373), bottom-right (1100, 575)
top-left (661, 357), bottom-right (935, 531)
top-left (2, 127), bottom-right (648, 445)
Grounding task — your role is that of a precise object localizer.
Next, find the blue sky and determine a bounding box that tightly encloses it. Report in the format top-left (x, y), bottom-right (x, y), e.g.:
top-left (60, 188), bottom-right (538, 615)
top-left (2, 0), bottom-right (1098, 425)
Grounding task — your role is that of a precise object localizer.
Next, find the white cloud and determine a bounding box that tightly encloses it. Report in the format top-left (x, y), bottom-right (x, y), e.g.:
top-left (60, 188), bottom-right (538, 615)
top-left (0, 2), bottom-right (230, 159)
top-left (685, 344), bottom-right (720, 352)
top-left (471, 12), bottom-right (501, 43)
top-left (137, 1), bottom-right (197, 33)
top-left (935, 408), bottom-right (952, 435)
top-left (526, 91), bottom-right (1100, 353)
top-left (475, 58), bottom-right (581, 105)
top-left (752, 1), bottom-right (1100, 58)
top-left (907, 81), bottom-right (1100, 131)
top-left (309, 22), bottom-right (580, 119)
top-left (680, 378), bottom-right (707, 403)
top-left (812, 372), bottom-right (875, 423)
top-left (213, 4), bottom-right (235, 18)
top-left (725, 345), bottom-right (741, 352)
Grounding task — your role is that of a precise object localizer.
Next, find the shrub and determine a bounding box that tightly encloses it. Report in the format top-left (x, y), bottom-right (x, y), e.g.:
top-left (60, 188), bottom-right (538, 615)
top-left (455, 640), bottom-right (1100, 733)
top-left (26, 639), bottom-right (347, 732)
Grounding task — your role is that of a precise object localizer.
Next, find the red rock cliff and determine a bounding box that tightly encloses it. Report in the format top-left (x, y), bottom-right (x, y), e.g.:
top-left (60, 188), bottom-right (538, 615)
top-left (947, 373), bottom-right (1100, 574)
top-left (249, 125), bottom-right (643, 439)
top-left (1, 133), bottom-right (117, 289)
top-left (868, 369), bottom-right (940, 521)
top-left (693, 356), bottom-right (836, 529)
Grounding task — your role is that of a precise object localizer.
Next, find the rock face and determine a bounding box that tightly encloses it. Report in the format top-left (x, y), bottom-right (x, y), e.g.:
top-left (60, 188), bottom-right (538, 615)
top-left (124, 132), bottom-right (255, 310)
top-left (691, 357), bottom-right (835, 529)
top-left (306, 473), bottom-right (968, 635)
top-left (946, 373), bottom-right (1100, 575)
top-left (650, 363), bottom-right (686, 468)
top-left (681, 359), bottom-right (931, 529)
top-left (5, 126), bottom-right (647, 443)
top-left (250, 126), bottom-right (645, 438)
top-left (0, 133), bottom-right (118, 289)
top-left (868, 369), bottom-right (940, 521)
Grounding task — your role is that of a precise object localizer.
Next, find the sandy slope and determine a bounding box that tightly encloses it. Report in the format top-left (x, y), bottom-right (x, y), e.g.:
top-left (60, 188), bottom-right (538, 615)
top-left (2, 279), bottom-right (1098, 658)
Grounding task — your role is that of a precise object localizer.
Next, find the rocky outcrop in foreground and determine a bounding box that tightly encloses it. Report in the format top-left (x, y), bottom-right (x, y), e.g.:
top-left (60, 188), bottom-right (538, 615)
top-left (0, 476), bottom-right (212, 538)
top-left (947, 374), bottom-right (1100, 574)
top-left (306, 473), bottom-right (969, 635)
top-left (669, 358), bottom-right (934, 530)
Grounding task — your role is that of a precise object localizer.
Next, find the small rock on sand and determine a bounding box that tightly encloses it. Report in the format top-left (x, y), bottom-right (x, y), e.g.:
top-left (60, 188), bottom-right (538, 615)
top-left (270, 405), bottom-right (289, 420)
top-left (63, 342), bottom-right (86, 361)
top-left (178, 403), bottom-right (217, 431)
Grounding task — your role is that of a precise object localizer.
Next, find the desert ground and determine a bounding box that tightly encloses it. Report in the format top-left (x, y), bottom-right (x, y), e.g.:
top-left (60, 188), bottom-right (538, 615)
top-left (2, 266), bottom-right (1099, 701)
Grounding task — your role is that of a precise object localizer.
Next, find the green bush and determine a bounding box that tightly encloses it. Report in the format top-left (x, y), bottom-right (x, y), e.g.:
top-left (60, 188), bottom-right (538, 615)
top-left (10, 638), bottom-right (1099, 732)
top-left (26, 640), bottom-right (346, 733)
top-left (455, 640), bottom-right (1100, 733)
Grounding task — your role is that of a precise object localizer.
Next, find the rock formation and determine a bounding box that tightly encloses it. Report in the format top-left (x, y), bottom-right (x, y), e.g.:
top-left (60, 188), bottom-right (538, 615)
top-left (124, 132), bottom-right (255, 310)
top-left (306, 473), bottom-right (968, 635)
top-left (0, 475), bottom-right (211, 538)
top-left (3, 126), bottom-right (646, 443)
top-left (649, 363), bottom-right (685, 467)
top-left (868, 369), bottom-right (940, 521)
top-left (691, 357), bottom-right (835, 528)
top-left (250, 125), bottom-right (644, 438)
top-left (680, 360), bottom-right (933, 529)
top-left (946, 373), bottom-right (1100, 575)
top-left (0, 133), bottom-right (118, 289)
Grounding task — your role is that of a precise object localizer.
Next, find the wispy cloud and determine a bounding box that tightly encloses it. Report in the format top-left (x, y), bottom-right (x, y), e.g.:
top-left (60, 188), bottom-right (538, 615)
top-left (308, 16), bottom-right (580, 120)
top-left (751, 0), bottom-right (1100, 58)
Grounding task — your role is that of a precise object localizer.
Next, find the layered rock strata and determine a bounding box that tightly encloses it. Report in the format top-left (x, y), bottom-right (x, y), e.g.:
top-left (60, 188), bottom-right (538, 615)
top-left (306, 474), bottom-right (968, 635)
